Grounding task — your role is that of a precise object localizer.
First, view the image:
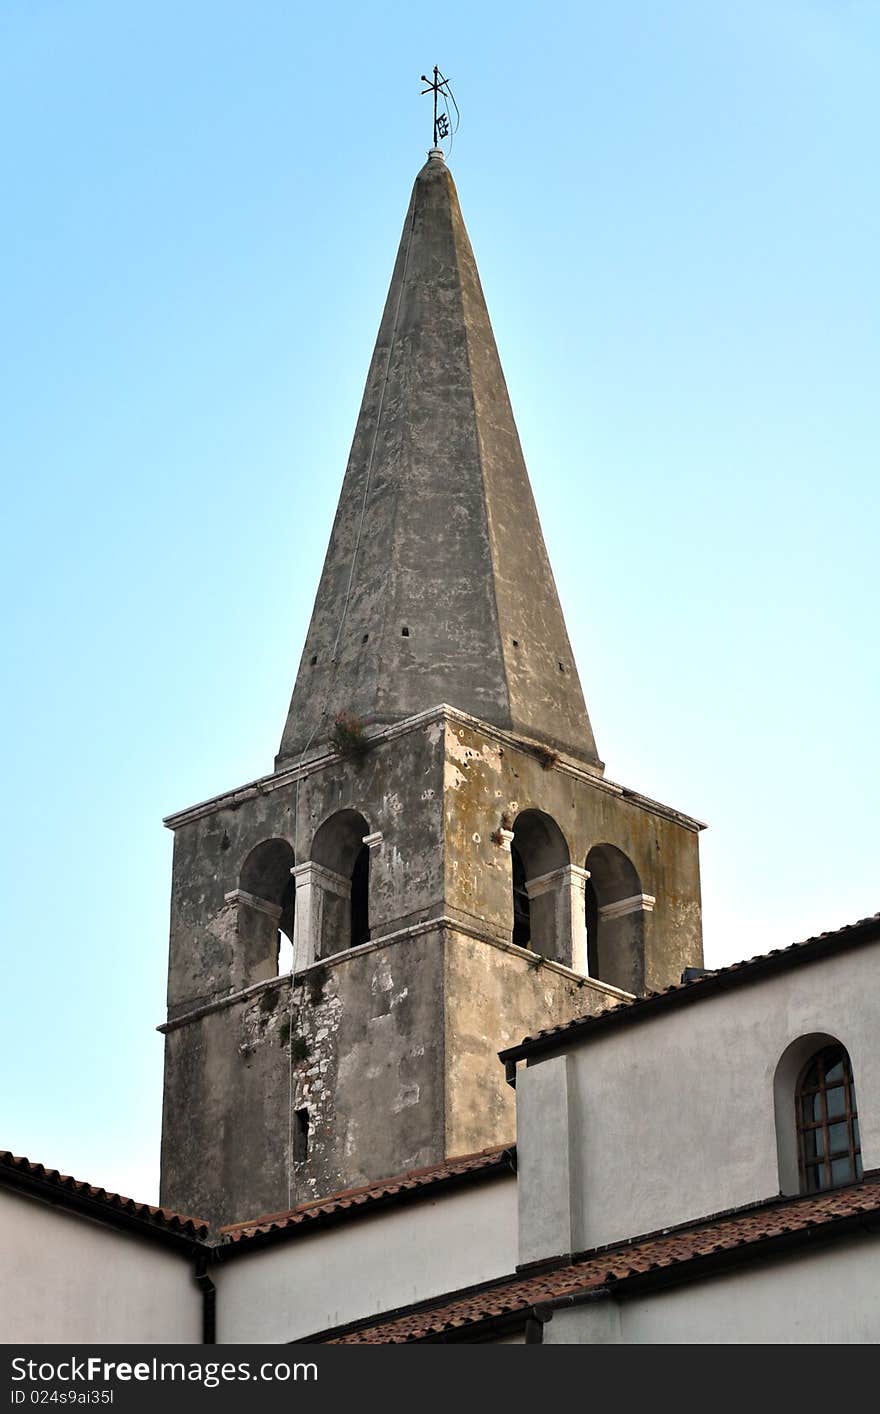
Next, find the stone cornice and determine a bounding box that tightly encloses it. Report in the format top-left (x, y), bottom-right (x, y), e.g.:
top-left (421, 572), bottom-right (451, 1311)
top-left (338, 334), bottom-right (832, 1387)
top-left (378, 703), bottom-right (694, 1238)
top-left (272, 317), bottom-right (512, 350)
top-left (163, 704), bottom-right (706, 836)
top-left (157, 915), bottom-right (633, 1034)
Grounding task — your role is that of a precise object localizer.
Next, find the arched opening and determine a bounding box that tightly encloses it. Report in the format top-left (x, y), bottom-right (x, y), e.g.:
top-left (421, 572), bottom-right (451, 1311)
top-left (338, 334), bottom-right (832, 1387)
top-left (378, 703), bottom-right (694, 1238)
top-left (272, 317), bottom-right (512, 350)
top-left (511, 843), bottom-right (530, 950)
top-left (350, 841), bottom-right (370, 950)
top-left (774, 1034), bottom-right (863, 1195)
top-left (310, 809), bottom-right (371, 958)
top-left (798, 1044), bottom-right (862, 1191)
top-left (584, 844), bottom-right (645, 994)
top-left (510, 810), bottom-right (571, 963)
top-left (239, 838), bottom-right (296, 979)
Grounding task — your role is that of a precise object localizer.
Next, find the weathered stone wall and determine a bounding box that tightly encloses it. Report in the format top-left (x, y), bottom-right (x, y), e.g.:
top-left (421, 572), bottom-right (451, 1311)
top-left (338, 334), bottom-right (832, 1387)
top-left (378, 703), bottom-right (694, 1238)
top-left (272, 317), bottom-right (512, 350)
top-left (443, 930), bottom-right (623, 1161)
top-left (443, 716), bottom-right (703, 990)
top-left (165, 723), bottom-right (447, 1016)
top-left (161, 930), bottom-right (446, 1228)
top-left (162, 724), bottom-right (449, 1225)
top-left (276, 154), bottom-right (600, 771)
top-left (160, 707), bottom-right (704, 1225)
top-left (160, 919), bottom-right (615, 1229)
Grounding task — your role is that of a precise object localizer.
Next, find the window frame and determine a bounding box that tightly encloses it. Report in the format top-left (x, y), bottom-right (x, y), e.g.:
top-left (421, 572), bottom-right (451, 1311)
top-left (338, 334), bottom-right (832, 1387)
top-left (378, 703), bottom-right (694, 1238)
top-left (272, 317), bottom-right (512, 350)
top-left (796, 1044), bottom-right (862, 1193)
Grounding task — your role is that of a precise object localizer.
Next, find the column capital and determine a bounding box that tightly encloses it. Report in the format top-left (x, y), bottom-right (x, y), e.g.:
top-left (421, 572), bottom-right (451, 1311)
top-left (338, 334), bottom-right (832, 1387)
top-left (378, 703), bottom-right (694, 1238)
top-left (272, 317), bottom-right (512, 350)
top-left (525, 864), bottom-right (590, 900)
top-left (223, 889), bottom-right (283, 922)
top-left (291, 860), bottom-right (351, 899)
top-left (598, 892), bottom-right (656, 921)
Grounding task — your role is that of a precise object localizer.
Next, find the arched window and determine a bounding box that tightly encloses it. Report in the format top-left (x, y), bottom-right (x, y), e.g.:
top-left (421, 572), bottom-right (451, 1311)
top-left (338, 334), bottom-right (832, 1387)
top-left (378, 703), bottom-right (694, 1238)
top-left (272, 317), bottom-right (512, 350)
top-left (796, 1044), bottom-right (863, 1193)
top-left (310, 809), bottom-right (372, 958)
top-left (511, 844), bottom-right (531, 950)
top-left (238, 838), bottom-right (296, 980)
top-left (584, 844), bottom-right (647, 994)
top-left (510, 810), bottom-right (572, 964)
top-left (350, 841), bottom-right (370, 950)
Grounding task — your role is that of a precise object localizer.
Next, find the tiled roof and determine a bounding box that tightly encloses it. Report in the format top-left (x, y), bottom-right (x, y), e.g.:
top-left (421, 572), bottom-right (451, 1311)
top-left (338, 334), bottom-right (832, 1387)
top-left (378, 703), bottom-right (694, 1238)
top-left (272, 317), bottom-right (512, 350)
top-left (325, 1176), bottom-right (880, 1342)
top-left (501, 912), bottom-right (880, 1066)
top-left (220, 1145), bottom-right (515, 1246)
top-left (0, 1151), bottom-right (210, 1242)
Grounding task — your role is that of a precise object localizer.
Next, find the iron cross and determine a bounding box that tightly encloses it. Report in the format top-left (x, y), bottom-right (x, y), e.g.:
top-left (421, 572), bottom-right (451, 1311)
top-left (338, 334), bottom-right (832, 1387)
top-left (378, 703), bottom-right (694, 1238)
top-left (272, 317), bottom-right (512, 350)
top-left (420, 66), bottom-right (454, 147)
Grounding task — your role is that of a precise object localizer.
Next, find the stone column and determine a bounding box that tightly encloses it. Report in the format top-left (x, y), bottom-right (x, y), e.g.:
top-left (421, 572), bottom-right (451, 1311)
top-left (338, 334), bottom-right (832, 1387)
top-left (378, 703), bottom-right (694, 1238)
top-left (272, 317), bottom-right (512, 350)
top-left (595, 893), bottom-right (655, 994)
top-left (525, 865), bottom-right (590, 971)
top-left (223, 888), bottom-right (283, 989)
top-left (292, 862), bottom-right (351, 968)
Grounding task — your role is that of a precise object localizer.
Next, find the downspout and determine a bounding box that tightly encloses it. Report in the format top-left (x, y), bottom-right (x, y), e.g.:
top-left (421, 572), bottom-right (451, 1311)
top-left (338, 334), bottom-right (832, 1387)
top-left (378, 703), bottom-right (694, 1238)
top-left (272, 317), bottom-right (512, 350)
top-left (194, 1251), bottom-right (216, 1344)
top-left (524, 1310), bottom-right (546, 1343)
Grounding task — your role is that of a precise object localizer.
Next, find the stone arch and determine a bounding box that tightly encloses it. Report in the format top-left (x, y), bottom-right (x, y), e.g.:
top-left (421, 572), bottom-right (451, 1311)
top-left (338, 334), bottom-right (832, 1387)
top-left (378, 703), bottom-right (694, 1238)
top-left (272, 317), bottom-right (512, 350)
top-left (237, 837), bottom-right (296, 979)
top-left (306, 809), bottom-right (372, 957)
top-left (511, 810), bottom-right (583, 967)
top-left (311, 809), bottom-right (370, 877)
top-left (584, 843), bottom-right (646, 993)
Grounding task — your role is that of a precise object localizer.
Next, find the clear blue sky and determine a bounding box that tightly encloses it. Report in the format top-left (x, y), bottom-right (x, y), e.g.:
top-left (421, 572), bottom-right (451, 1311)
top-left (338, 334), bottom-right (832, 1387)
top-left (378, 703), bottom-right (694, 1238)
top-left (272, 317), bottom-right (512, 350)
top-left (1, 1), bottom-right (877, 1203)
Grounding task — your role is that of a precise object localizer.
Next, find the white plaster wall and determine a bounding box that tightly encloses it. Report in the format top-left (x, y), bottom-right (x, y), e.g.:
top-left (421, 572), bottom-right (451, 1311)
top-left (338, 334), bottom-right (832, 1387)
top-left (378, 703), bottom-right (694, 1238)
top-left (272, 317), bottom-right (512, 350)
top-left (215, 1176), bottom-right (517, 1342)
top-left (543, 1238), bottom-right (880, 1343)
top-left (0, 1189), bottom-right (201, 1344)
top-left (516, 1055), bottom-right (573, 1262)
top-left (518, 944), bottom-right (880, 1257)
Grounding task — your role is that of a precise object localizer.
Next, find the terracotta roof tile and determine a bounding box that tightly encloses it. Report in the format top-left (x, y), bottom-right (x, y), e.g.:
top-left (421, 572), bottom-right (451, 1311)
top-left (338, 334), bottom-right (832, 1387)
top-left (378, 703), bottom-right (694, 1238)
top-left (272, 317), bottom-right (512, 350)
top-left (502, 912), bottom-right (880, 1062)
top-left (0, 1150), bottom-right (210, 1239)
top-left (326, 1177), bottom-right (880, 1342)
top-left (220, 1145), bottom-right (515, 1244)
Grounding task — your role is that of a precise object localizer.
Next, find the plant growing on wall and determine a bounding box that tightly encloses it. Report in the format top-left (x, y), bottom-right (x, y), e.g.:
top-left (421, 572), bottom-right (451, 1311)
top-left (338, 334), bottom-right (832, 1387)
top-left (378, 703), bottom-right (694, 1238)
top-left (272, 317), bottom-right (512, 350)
top-left (533, 744), bottom-right (559, 771)
top-left (330, 710), bottom-right (371, 764)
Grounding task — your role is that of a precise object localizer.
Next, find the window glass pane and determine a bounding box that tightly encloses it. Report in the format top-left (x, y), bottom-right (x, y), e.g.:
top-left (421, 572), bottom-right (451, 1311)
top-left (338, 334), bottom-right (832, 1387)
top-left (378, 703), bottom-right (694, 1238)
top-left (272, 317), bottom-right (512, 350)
top-left (827, 1122), bottom-right (849, 1155)
top-left (796, 1046), bottom-right (860, 1197)
top-left (825, 1086), bottom-right (846, 1119)
top-left (831, 1156), bottom-right (854, 1186)
top-left (801, 1062), bottom-right (820, 1089)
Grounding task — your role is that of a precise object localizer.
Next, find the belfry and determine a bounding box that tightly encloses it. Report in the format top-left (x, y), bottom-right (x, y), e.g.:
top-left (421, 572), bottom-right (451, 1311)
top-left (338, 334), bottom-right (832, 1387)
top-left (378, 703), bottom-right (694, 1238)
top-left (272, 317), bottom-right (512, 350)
top-left (159, 149), bottom-right (705, 1228)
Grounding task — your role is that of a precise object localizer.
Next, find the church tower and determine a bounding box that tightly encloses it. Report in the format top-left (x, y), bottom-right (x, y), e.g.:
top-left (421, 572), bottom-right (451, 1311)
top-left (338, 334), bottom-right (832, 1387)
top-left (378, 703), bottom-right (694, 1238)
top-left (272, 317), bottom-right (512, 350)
top-left (159, 150), bottom-right (704, 1228)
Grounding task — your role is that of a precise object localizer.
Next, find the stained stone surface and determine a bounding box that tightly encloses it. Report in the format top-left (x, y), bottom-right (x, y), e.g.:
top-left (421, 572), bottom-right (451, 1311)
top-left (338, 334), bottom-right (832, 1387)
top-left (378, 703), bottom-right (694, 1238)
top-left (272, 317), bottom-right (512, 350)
top-left (277, 150), bottom-right (600, 770)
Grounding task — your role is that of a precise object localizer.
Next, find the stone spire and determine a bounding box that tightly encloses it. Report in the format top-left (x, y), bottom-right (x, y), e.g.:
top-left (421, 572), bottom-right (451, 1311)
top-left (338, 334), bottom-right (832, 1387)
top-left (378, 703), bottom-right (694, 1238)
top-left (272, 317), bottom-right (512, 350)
top-left (277, 149), bottom-right (601, 770)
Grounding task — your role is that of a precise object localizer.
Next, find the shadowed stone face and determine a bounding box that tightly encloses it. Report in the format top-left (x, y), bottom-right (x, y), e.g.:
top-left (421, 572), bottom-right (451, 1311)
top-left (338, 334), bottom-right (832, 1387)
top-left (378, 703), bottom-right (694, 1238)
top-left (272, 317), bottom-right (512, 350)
top-left (277, 151), bottom-right (600, 770)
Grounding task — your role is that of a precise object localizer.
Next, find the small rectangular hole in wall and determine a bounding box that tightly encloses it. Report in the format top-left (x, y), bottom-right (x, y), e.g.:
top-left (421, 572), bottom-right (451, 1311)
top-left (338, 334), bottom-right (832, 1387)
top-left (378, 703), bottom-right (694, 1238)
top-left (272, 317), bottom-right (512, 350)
top-left (401, 626), bottom-right (410, 637)
top-left (310, 654), bottom-right (318, 666)
top-left (512, 639), bottom-right (519, 648)
top-left (362, 633), bottom-right (369, 644)
top-left (558, 661), bottom-right (566, 673)
top-left (293, 1108), bottom-right (309, 1163)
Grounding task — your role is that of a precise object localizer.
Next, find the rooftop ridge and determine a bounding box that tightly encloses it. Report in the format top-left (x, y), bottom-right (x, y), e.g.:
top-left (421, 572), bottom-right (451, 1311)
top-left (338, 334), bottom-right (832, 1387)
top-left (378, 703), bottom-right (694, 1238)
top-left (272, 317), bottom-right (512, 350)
top-left (500, 911), bottom-right (880, 1067)
top-left (0, 1150), bottom-right (210, 1241)
top-left (219, 1144), bottom-right (515, 1245)
top-left (322, 1173), bottom-right (880, 1342)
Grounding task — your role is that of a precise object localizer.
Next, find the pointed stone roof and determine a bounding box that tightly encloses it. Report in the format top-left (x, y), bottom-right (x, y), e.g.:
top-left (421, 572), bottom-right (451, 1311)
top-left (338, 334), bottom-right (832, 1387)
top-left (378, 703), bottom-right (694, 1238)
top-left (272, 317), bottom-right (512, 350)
top-left (277, 150), bottom-right (600, 769)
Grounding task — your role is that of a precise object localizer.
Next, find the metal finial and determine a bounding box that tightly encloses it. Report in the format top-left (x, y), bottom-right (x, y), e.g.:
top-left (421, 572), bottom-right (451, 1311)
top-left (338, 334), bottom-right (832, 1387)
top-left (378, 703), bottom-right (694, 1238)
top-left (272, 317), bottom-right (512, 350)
top-left (420, 66), bottom-right (460, 153)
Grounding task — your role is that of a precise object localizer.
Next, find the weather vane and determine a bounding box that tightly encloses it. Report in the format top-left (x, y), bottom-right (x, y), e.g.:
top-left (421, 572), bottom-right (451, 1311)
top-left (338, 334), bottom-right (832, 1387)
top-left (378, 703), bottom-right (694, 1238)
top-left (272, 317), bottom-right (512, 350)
top-left (420, 66), bottom-right (460, 151)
